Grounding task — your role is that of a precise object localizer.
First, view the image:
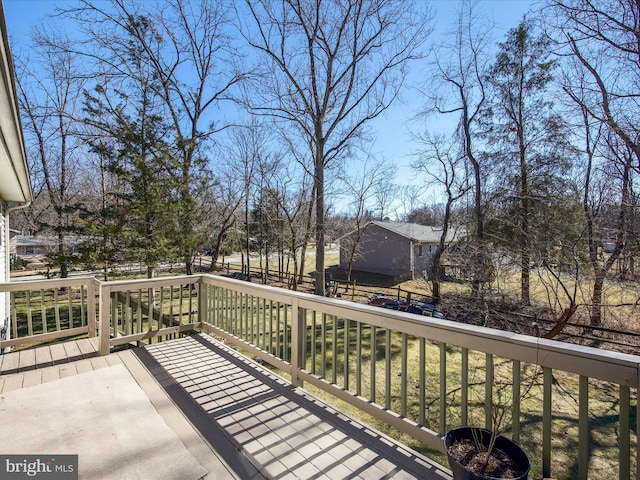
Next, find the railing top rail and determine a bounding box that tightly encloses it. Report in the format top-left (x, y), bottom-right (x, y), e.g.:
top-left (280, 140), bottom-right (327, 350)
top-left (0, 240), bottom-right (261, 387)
top-left (0, 275), bottom-right (99, 292)
top-left (99, 274), bottom-right (200, 292)
top-left (304, 293), bottom-right (640, 387)
top-left (200, 273), bottom-right (304, 304)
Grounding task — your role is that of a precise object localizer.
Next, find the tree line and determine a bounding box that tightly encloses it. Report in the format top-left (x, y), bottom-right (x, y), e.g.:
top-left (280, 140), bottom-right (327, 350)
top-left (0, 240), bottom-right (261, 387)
top-left (10, 0), bottom-right (640, 331)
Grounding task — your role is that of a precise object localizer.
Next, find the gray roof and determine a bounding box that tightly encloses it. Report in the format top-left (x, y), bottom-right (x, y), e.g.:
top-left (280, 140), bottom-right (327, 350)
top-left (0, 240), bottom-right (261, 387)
top-left (371, 221), bottom-right (455, 243)
top-left (13, 235), bottom-right (87, 247)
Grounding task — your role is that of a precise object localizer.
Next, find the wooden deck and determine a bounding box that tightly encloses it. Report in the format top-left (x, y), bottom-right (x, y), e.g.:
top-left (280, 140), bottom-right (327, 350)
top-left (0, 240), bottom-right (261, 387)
top-left (0, 337), bottom-right (99, 376)
top-left (0, 333), bottom-right (452, 479)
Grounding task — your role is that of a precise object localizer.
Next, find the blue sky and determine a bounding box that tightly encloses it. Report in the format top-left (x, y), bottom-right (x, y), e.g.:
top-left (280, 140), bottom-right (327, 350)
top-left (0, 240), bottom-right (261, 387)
top-left (3, 0), bottom-right (533, 209)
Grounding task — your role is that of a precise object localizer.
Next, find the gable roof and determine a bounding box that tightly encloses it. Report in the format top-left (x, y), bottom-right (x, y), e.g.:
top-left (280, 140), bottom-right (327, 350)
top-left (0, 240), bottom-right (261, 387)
top-left (370, 221), bottom-right (453, 243)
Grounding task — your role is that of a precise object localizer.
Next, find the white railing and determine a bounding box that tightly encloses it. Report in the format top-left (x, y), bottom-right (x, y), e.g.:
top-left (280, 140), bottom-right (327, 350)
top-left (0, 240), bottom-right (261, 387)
top-left (2, 273), bottom-right (638, 479)
top-left (0, 276), bottom-right (98, 349)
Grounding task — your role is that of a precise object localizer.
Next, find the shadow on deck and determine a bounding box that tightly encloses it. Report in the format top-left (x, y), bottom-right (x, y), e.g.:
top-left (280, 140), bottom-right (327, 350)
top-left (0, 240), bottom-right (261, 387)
top-left (0, 333), bottom-right (452, 479)
top-left (137, 333), bottom-right (451, 479)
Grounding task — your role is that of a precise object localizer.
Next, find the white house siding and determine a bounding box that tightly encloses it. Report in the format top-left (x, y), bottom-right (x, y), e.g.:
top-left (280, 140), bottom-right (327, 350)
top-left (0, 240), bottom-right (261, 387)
top-left (0, 202), bottom-right (6, 342)
top-left (350, 224), bottom-right (412, 279)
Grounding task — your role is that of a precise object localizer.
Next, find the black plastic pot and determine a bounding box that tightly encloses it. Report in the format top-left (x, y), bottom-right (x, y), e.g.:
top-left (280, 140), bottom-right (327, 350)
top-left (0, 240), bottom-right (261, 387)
top-left (444, 427), bottom-right (530, 480)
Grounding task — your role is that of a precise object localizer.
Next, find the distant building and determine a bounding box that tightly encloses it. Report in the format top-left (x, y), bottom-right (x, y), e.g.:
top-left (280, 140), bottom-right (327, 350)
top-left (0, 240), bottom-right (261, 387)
top-left (339, 221), bottom-right (458, 281)
top-left (10, 234), bottom-right (84, 262)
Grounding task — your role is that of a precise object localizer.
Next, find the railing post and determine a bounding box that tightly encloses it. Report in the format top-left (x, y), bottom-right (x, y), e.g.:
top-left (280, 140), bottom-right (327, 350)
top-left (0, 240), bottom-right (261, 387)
top-left (290, 297), bottom-right (304, 388)
top-left (98, 283), bottom-right (110, 356)
top-left (198, 276), bottom-right (207, 329)
top-left (87, 279), bottom-right (98, 338)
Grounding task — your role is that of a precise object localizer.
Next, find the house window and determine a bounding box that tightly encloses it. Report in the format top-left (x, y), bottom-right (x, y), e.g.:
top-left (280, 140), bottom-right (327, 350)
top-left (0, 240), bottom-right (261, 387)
top-left (418, 245), bottom-right (423, 257)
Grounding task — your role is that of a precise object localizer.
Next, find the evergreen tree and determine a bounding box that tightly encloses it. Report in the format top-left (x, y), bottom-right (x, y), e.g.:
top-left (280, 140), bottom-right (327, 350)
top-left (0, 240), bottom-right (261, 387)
top-left (484, 19), bottom-right (571, 305)
top-left (82, 84), bottom-right (179, 278)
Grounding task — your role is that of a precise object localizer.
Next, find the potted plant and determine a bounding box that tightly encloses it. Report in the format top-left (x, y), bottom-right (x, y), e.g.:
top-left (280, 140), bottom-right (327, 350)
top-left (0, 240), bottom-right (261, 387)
top-left (444, 371), bottom-right (532, 480)
top-left (444, 426), bottom-right (530, 480)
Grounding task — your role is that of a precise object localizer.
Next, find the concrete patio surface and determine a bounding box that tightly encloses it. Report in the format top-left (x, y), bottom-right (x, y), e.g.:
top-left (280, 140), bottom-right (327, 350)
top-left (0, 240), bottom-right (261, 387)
top-left (0, 352), bottom-right (241, 480)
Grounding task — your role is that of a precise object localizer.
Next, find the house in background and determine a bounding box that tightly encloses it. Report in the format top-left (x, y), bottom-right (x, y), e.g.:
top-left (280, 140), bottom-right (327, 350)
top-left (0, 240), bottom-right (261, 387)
top-left (339, 221), bottom-right (458, 281)
top-left (0, 1), bottom-right (32, 341)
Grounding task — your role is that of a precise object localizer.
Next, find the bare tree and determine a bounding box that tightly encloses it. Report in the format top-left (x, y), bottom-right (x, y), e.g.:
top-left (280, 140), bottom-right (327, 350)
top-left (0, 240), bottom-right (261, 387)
top-left (550, 0), bottom-right (640, 169)
top-left (239, 0), bottom-right (430, 295)
top-left (412, 133), bottom-right (469, 302)
top-left (426, 0), bottom-right (493, 299)
top-left (15, 29), bottom-right (87, 278)
top-left (549, 0), bottom-right (640, 325)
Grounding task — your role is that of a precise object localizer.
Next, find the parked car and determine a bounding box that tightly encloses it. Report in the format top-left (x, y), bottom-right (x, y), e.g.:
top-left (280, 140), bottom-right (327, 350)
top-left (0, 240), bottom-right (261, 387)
top-left (368, 295), bottom-right (443, 318)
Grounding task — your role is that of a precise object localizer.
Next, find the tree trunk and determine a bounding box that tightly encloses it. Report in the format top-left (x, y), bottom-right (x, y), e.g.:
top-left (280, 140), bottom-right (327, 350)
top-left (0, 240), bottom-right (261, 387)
top-left (590, 272), bottom-right (605, 326)
top-left (314, 142), bottom-right (325, 296)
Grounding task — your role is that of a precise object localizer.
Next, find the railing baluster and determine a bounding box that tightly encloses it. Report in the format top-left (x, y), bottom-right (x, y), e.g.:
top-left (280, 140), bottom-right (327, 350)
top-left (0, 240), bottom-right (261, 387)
top-left (80, 286), bottom-right (86, 327)
top-left (311, 310), bottom-right (316, 375)
top-left (54, 289), bottom-right (60, 332)
top-left (578, 375), bottom-right (589, 480)
top-left (242, 292), bottom-right (247, 341)
top-left (125, 291), bottom-right (131, 335)
top-left (321, 313), bottom-right (327, 379)
top-left (332, 315), bottom-right (338, 385)
top-left (269, 300), bottom-right (273, 354)
top-left (345, 318), bottom-right (350, 391)
top-left (512, 359), bottom-right (521, 442)
top-left (283, 304), bottom-right (289, 362)
top-left (461, 347), bottom-right (468, 426)
top-left (67, 290), bottom-right (73, 329)
top-left (158, 287), bottom-right (165, 339)
top-left (371, 325), bottom-right (376, 404)
top-left (419, 338), bottom-right (425, 426)
top-left (137, 289), bottom-right (142, 334)
top-left (619, 385), bottom-right (630, 480)
top-left (11, 292), bottom-right (17, 339)
top-left (401, 333), bottom-right (408, 417)
top-left (178, 285), bottom-right (183, 325)
top-left (40, 289), bottom-right (47, 334)
top-left (543, 366), bottom-right (553, 478)
top-left (440, 342), bottom-right (447, 435)
top-left (356, 320), bottom-right (362, 396)
top-left (252, 295), bottom-right (257, 345)
top-left (189, 283), bottom-right (195, 324)
top-left (26, 290), bottom-right (32, 336)
top-left (111, 291), bottom-right (119, 339)
top-left (385, 328), bottom-right (391, 410)
top-left (485, 353), bottom-right (494, 429)
top-left (228, 289), bottom-right (232, 332)
top-left (262, 298), bottom-right (266, 351)
top-left (276, 302), bottom-right (281, 359)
